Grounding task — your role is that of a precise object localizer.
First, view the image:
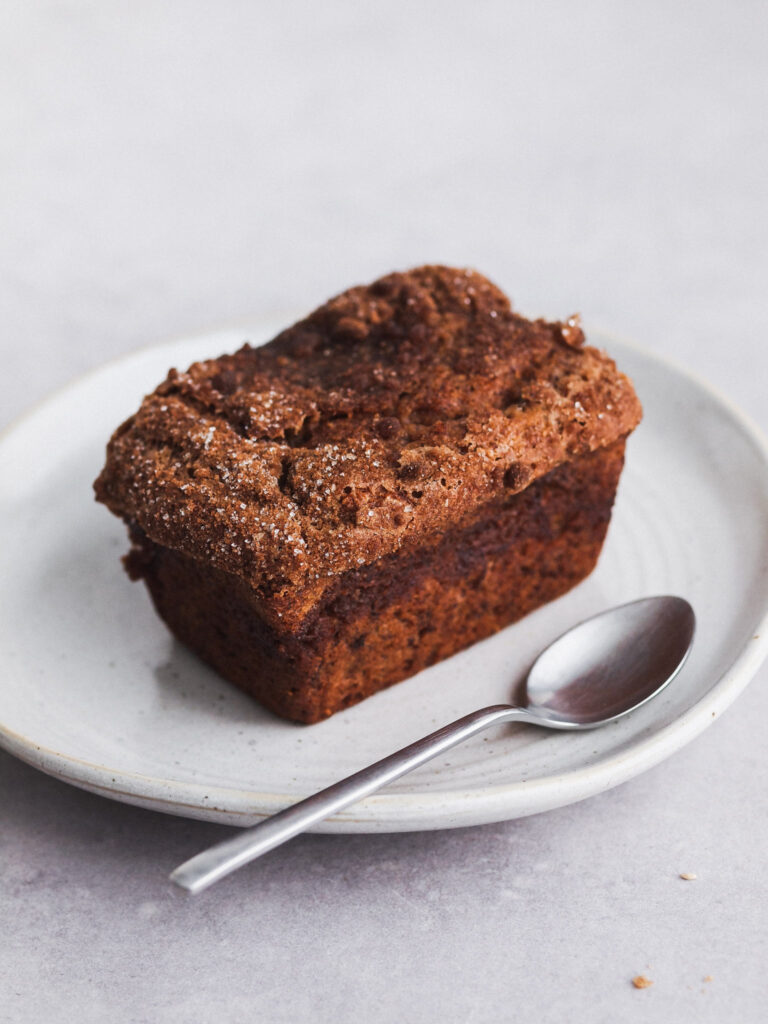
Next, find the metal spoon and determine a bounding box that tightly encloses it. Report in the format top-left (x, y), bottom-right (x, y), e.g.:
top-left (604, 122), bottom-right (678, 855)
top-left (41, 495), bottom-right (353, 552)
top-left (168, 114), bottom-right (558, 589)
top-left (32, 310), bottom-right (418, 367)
top-left (171, 595), bottom-right (695, 894)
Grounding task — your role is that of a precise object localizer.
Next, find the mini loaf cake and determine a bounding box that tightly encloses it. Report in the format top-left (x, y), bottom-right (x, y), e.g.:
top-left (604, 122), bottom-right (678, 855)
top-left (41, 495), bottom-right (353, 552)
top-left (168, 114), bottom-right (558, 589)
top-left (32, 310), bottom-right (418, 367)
top-left (94, 266), bottom-right (642, 723)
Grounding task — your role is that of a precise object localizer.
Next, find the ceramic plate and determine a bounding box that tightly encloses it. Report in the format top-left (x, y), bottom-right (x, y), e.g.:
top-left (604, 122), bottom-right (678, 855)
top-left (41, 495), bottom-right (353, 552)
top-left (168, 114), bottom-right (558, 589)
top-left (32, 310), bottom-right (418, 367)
top-left (2, 323), bottom-right (768, 831)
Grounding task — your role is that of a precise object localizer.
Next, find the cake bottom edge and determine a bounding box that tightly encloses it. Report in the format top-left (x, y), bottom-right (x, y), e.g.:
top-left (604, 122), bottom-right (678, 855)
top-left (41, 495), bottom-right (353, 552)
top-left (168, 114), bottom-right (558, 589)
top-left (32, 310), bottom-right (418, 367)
top-left (125, 439), bottom-right (627, 723)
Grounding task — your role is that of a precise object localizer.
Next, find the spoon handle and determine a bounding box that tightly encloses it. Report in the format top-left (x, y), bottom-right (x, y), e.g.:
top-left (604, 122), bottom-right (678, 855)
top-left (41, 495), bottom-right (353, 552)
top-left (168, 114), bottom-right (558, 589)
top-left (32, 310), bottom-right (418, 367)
top-left (171, 704), bottom-right (525, 893)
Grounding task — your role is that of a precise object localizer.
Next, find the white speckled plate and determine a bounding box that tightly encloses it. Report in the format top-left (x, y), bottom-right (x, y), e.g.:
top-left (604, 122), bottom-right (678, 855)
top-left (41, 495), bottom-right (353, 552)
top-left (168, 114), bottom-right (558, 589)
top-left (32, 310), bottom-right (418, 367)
top-left (2, 323), bottom-right (768, 831)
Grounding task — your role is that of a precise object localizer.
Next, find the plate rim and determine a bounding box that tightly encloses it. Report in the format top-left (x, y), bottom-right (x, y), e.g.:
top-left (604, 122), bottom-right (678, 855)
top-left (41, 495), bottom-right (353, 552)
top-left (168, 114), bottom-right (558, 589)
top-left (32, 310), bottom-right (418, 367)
top-left (2, 325), bottom-right (768, 830)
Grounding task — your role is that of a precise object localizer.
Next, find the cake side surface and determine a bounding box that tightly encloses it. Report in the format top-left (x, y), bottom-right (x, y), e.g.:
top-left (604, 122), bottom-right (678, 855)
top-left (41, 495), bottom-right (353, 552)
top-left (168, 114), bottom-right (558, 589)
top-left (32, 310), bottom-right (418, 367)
top-left (94, 266), bottom-right (641, 629)
top-left (126, 440), bottom-right (627, 723)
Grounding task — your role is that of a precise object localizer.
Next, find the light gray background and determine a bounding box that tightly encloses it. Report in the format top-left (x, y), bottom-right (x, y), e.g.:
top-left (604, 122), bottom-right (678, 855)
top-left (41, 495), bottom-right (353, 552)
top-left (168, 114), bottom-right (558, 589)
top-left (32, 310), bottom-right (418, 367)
top-left (1, 2), bottom-right (767, 1021)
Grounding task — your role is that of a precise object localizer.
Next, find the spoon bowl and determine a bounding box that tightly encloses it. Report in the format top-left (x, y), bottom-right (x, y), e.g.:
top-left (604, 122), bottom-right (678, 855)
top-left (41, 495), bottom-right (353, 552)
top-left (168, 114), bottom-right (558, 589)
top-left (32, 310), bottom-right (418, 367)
top-left (525, 595), bottom-right (696, 727)
top-left (171, 595), bottom-right (695, 893)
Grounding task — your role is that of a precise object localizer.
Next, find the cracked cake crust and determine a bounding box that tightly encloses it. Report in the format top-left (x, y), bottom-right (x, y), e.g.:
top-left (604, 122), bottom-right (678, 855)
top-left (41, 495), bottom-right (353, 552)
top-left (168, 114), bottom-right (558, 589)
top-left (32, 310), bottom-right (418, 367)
top-left (94, 266), bottom-right (642, 636)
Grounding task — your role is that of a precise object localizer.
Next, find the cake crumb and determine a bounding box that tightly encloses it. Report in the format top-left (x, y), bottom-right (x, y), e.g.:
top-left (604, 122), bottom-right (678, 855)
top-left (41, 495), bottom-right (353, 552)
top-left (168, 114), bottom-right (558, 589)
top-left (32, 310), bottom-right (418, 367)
top-left (679, 872), bottom-right (698, 881)
top-left (703, 975), bottom-right (713, 983)
top-left (632, 975), bottom-right (653, 989)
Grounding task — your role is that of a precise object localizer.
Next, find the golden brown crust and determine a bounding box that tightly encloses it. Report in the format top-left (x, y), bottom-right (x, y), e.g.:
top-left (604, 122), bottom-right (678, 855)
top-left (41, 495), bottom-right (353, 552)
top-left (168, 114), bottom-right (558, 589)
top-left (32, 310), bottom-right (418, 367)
top-left (94, 266), bottom-right (641, 629)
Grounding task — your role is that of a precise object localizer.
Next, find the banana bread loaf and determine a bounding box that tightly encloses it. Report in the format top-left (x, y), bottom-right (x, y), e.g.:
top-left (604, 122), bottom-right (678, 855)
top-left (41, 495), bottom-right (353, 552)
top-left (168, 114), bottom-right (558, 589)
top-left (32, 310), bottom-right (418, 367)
top-left (94, 266), bottom-right (642, 722)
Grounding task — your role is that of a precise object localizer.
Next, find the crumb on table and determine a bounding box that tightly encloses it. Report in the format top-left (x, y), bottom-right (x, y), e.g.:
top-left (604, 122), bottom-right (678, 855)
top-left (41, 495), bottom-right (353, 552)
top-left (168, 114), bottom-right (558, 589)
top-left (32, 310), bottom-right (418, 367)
top-left (632, 975), bottom-right (653, 989)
